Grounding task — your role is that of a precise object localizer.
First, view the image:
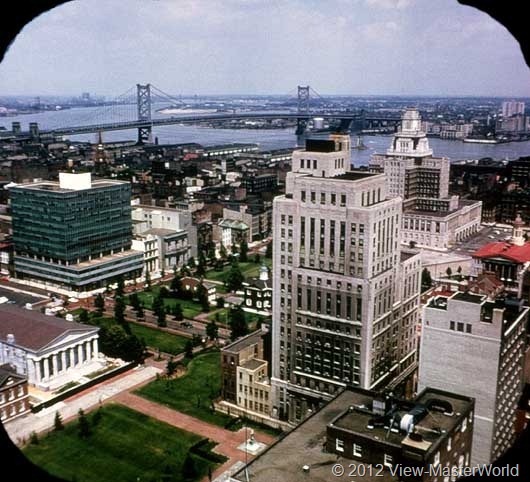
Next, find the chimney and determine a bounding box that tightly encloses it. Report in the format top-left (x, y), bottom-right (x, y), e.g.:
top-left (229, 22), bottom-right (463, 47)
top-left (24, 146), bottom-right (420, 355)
top-left (6, 334), bottom-right (15, 345)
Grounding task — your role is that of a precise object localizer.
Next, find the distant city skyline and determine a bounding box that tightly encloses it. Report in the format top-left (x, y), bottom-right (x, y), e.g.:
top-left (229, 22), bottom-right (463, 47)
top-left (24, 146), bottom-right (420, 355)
top-left (0, 0), bottom-right (529, 97)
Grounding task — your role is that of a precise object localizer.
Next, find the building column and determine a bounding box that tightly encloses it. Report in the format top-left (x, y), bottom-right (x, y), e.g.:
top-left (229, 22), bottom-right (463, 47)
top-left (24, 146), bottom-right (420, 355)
top-left (52, 354), bottom-right (58, 375)
top-left (43, 357), bottom-right (50, 380)
top-left (34, 359), bottom-right (42, 383)
top-left (69, 347), bottom-right (75, 367)
top-left (78, 344), bottom-right (84, 365)
top-left (85, 341), bottom-right (91, 361)
top-left (61, 351), bottom-right (67, 372)
top-left (93, 339), bottom-right (99, 359)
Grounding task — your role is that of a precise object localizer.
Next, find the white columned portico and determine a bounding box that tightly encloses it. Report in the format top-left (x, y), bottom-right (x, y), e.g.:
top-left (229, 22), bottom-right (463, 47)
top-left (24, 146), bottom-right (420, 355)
top-left (69, 347), bottom-right (75, 367)
top-left (77, 344), bottom-right (83, 365)
top-left (93, 338), bottom-right (99, 359)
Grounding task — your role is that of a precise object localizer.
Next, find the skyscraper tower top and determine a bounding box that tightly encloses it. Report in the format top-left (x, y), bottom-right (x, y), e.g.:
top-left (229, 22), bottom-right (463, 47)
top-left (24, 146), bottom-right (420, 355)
top-left (387, 108), bottom-right (433, 158)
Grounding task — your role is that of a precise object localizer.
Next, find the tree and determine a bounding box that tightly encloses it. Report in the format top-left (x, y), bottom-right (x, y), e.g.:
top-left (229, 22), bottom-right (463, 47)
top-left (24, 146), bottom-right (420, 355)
top-left (457, 265), bottom-right (463, 280)
top-left (197, 284), bottom-right (210, 312)
top-left (254, 253), bottom-right (261, 264)
top-left (78, 308), bottom-right (89, 323)
top-left (184, 340), bottom-right (194, 359)
top-left (216, 297), bottom-right (225, 309)
top-left (182, 453), bottom-right (198, 480)
top-left (206, 319), bottom-right (219, 341)
top-left (144, 270), bottom-right (151, 291)
top-left (114, 296), bottom-right (126, 325)
top-left (129, 292), bottom-right (140, 311)
top-left (265, 242), bottom-right (272, 259)
top-left (229, 305), bottom-right (248, 340)
top-left (157, 306), bottom-right (167, 327)
top-left (173, 303), bottom-right (183, 321)
top-left (166, 357), bottom-right (178, 377)
top-left (115, 277), bottom-right (125, 298)
top-left (225, 260), bottom-right (244, 292)
top-left (54, 411), bottom-right (64, 431)
top-left (409, 240), bottom-right (417, 249)
top-left (239, 239), bottom-right (248, 262)
top-left (94, 293), bottom-right (105, 314)
top-left (136, 304), bottom-right (145, 320)
top-left (446, 266), bottom-right (453, 278)
top-left (421, 268), bottom-right (433, 291)
top-left (170, 272), bottom-right (183, 297)
top-left (78, 409), bottom-right (91, 438)
top-left (152, 292), bottom-right (164, 317)
top-left (187, 256), bottom-right (196, 269)
top-left (30, 431), bottom-right (39, 445)
top-left (220, 244), bottom-right (228, 260)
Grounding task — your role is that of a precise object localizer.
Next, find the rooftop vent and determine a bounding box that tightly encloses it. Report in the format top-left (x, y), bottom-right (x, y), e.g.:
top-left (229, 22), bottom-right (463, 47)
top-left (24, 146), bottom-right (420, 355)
top-left (302, 465), bottom-right (310, 473)
top-left (6, 333), bottom-right (15, 344)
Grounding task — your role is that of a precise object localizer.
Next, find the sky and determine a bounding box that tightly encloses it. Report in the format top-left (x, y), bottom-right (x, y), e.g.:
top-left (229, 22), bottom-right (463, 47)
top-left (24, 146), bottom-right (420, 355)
top-left (0, 0), bottom-right (529, 97)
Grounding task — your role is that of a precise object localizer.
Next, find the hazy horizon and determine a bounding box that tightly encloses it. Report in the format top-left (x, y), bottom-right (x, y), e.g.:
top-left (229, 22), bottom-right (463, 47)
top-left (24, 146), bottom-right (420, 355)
top-left (0, 0), bottom-right (529, 98)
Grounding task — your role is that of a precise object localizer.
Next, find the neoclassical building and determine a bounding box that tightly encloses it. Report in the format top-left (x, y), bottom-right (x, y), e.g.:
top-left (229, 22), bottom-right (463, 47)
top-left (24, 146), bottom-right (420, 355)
top-left (0, 305), bottom-right (101, 391)
top-left (370, 108), bottom-right (482, 250)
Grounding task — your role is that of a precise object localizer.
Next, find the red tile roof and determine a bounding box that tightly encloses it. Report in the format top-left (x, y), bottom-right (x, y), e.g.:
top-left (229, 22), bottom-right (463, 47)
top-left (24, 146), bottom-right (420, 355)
top-left (0, 305), bottom-right (97, 352)
top-left (473, 241), bottom-right (530, 264)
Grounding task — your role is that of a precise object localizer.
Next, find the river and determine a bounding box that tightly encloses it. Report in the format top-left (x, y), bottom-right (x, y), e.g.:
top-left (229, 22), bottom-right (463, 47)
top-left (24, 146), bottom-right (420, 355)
top-left (2, 105), bottom-right (530, 166)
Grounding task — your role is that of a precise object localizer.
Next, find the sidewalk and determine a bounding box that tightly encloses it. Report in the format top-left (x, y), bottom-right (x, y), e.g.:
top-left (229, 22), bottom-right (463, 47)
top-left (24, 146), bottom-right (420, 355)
top-left (3, 365), bottom-right (162, 444)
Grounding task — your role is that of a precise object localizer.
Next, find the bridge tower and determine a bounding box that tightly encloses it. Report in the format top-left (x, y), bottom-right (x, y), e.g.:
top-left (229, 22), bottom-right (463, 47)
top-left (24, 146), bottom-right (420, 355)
top-left (136, 84), bottom-right (152, 144)
top-left (296, 85), bottom-right (310, 146)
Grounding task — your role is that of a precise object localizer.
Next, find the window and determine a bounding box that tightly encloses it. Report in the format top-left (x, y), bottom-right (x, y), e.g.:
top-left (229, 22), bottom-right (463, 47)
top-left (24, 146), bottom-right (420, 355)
top-left (447, 437), bottom-right (452, 452)
top-left (301, 159), bottom-right (305, 168)
top-left (457, 322), bottom-right (464, 332)
top-left (433, 451), bottom-right (440, 467)
top-left (384, 454), bottom-right (392, 468)
top-left (336, 439), bottom-right (344, 452)
top-left (331, 194), bottom-right (336, 205)
top-left (353, 444), bottom-right (362, 458)
top-left (450, 321), bottom-right (455, 331)
top-left (462, 418), bottom-right (467, 432)
top-left (466, 324), bottom-right (472, 334)
top-left (340, 194), bottom-right (346, 206)
top-left (301, 191), bottom-right (306, 202)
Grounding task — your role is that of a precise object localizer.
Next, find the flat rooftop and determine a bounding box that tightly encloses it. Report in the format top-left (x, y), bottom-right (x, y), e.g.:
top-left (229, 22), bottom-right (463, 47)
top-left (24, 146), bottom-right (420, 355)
top-left (232, 389), bottom-right (395, 482)
top-left (333, 171), bottom-right (378, 181)
top-left (222, 329), bottom-right (265, 354)
top-left (240, 358), bottom-right (267, 371)
top-left (11, 179), bottom-right (125, 193)
top-left (452, 291), bottom-right (485, 303)
top-left (332, 389), bottom-right (471, 454)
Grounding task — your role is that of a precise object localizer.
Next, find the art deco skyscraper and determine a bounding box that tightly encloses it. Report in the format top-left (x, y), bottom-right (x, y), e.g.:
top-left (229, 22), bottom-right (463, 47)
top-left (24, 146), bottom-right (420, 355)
top-left (271, 134), bottom-right (421, 424)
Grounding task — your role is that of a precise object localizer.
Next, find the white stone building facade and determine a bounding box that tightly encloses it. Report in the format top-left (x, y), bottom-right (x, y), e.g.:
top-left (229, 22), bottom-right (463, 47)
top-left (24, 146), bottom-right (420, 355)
top-left (271, 134), bottom-right (422, 424)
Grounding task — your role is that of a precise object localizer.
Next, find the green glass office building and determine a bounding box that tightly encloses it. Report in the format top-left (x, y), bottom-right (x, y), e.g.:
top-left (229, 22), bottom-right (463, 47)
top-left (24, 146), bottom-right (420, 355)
top-left (11, 173), bottom-right (143, 293)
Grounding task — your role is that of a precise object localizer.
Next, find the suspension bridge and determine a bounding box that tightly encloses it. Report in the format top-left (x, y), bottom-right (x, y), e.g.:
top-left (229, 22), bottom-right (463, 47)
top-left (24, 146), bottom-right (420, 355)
top-left (4, 84), bottom-right (402, 144)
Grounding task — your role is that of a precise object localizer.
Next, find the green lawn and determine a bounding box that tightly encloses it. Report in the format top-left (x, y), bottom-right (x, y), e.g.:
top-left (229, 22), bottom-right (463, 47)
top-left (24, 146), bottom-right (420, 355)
top-left (130, 286), bottom-right (204, 319)
top-left (204, 258), bottom-right (272, 286)
top-left (207, 309), bottom-right (270, 331)
top-left (136, 351), bottom-right (233, 427)
top-left (129, 323), bottom-right (188, 355)
top-left (24, 404), bottom-right (220, 482)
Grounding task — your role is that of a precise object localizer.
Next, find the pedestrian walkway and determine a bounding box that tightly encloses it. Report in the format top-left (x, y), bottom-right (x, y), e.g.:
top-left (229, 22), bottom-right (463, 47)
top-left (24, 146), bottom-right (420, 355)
top-left (112, 392), bottom-right (275, 482)
top-left (4, 365), bottom-right (162, 444)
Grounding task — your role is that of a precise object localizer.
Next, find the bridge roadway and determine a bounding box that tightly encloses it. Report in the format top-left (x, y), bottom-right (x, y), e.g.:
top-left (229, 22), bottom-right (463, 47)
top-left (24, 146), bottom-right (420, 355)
top-left (4, 111), bottom-right (401, 138)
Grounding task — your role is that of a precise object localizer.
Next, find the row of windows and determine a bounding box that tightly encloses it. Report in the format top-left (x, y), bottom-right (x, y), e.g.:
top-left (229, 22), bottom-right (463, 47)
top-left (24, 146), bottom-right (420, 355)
top-left (300, 190), bottom-right (347, 207)
top-left (449, 321), bottom-right (472, 333)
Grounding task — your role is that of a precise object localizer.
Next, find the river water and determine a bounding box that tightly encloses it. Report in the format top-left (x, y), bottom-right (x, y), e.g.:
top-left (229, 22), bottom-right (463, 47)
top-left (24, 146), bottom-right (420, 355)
top-left (2, 105), bottom-right (530, 166)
